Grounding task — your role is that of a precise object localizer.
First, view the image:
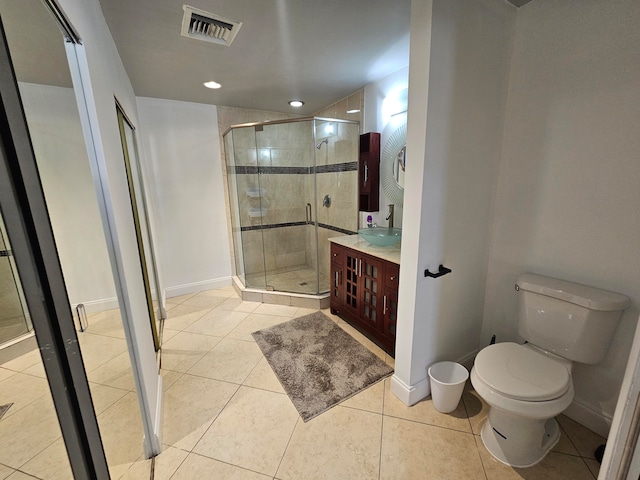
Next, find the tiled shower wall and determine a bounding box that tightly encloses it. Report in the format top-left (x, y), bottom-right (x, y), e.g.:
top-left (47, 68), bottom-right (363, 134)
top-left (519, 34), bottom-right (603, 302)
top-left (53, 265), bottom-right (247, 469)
top-left (315, 89), bottom-right (364, 125)
top-left (314, 90), bottom-right (363, 285)
top-left (313, 121), bottom-right (359, 284)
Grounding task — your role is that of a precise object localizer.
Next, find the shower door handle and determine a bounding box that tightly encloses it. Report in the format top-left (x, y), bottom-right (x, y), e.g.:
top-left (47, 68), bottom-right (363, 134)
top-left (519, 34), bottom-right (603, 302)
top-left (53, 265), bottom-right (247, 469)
top-left (306, 203), bottom-right (312, 222)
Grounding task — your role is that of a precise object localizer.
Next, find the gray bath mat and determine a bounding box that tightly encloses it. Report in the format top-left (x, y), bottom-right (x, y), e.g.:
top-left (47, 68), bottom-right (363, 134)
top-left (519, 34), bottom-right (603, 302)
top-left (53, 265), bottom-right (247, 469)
top-left (0, 403), bottom-right (13, 420)
top-left (252, 311), bottom-right (393, 422)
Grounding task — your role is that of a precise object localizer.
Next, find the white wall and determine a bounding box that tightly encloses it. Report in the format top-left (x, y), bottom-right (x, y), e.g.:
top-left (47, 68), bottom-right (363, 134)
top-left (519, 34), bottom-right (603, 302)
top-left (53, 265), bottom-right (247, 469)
top-left (136, 97), bottom-right (232, 296)
top-left (482, 0), bottom-right (640, 436)
top-left (435, 0), bottom-right (515, 364)
top-left (19, 83), bottom-right (116, 311)
top-left (363, 67), bottom-right (409, 229)
top-left (392, 0), bottom-right (515, 405)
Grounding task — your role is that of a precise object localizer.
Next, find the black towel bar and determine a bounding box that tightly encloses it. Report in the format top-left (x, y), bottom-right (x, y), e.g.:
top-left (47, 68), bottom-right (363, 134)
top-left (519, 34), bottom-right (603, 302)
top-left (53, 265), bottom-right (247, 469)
top-left (424, 265), bottom-right (452, 278)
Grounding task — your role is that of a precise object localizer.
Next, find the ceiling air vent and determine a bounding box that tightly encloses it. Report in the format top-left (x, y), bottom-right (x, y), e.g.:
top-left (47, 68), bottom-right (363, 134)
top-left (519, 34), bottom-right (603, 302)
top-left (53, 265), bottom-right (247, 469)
top-left (181, 5), bottom-right (242, 46)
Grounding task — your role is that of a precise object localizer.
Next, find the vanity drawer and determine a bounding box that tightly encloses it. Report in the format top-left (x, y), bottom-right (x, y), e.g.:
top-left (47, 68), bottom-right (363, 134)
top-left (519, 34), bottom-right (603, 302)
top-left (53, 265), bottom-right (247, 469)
top-left (330, 244), bottom-right (343, 265)
top-left (385, 264), bottom-right (400, 288)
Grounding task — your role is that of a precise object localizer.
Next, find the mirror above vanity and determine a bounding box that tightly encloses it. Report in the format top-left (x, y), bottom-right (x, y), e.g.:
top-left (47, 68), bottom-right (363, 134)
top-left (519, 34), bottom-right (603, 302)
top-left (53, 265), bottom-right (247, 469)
top-left (380, 114), bottom-right (407, 207)
top-left (394, 145), bottom-right (406, 188)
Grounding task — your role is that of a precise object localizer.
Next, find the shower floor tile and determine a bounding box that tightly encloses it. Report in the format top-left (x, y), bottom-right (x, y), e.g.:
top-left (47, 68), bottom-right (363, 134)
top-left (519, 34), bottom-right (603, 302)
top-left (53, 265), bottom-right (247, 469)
top-left (245, 265), bottom-right (329, 295)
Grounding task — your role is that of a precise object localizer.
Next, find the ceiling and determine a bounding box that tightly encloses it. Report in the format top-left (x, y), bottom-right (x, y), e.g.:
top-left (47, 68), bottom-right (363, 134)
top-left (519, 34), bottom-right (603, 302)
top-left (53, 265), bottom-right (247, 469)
top-left (1, 0), bottom-right (532, 116)
top-left (97, 0), bottom-right (412, 115)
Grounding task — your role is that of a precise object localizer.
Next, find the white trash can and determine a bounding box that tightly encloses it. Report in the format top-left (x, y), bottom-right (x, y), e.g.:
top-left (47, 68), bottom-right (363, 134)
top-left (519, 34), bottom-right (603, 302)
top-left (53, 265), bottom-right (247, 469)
top-left (428, 361), bottom-right (469, 413)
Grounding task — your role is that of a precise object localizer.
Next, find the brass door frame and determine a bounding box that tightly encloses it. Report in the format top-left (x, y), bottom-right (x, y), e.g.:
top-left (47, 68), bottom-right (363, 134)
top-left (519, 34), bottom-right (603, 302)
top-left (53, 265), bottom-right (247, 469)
top-left (115, 102), bottom-right (161, 350)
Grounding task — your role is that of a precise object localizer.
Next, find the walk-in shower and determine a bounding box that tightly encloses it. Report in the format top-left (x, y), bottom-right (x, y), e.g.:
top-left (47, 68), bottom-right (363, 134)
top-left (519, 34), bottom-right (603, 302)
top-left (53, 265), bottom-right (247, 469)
top-left (224, 117), bottom-right (359, 296)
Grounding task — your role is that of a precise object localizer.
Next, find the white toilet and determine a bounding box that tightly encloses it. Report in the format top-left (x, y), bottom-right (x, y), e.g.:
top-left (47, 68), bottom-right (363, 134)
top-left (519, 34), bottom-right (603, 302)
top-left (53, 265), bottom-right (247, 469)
top-left (471, 273), bottom-right (630, 468)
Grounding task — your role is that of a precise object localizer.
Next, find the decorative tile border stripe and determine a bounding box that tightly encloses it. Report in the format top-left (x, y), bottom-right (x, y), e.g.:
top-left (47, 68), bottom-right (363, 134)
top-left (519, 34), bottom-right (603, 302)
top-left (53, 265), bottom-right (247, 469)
top-left (240, 221), bottom-right (308, 232)
top-left (240, 221), bottom-right (356, 236)
top-left (230, 161), bottom-right (358, 175)
top-left (315, 162), bottom-right (358, 174)
top-left (317, 223), bottom-right (357, 236)
top-left (231, 165), bottom-right (310, 175)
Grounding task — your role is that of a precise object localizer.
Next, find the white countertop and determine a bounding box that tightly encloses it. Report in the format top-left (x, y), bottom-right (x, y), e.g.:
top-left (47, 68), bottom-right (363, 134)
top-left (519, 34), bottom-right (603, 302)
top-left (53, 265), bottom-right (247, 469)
top-left (329, 234), bottom-right (401, 265)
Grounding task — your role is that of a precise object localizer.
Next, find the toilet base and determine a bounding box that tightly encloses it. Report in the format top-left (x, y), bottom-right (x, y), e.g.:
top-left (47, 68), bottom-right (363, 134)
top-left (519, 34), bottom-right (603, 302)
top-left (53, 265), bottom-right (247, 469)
top-left (480, 409), bottom-right (560, 468)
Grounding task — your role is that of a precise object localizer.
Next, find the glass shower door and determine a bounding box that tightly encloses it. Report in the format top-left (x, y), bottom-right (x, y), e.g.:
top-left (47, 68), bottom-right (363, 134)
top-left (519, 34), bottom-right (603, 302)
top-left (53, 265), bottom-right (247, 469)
top-left (227, 125), bottom-right (268, 290)
top-left (255, 120), bottom-right (319, 294)
top-left (0, 213), bottom-right (31, 345)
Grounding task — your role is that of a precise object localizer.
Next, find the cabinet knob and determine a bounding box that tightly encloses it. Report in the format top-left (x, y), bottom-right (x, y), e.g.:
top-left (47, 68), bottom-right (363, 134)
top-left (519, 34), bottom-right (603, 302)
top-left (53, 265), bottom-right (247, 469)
top-left (390, 276), bottom-right (395, 281)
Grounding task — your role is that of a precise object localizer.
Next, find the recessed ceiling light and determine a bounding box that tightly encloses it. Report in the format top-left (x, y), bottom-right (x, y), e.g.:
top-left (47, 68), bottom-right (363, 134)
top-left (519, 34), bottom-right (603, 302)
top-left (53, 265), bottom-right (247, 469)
top-left (203, 81), bottom-right (222, 89)
top-left (289, 100), bottom-right (304, 107)
top-left (346, 109), bottom-right (361, 114)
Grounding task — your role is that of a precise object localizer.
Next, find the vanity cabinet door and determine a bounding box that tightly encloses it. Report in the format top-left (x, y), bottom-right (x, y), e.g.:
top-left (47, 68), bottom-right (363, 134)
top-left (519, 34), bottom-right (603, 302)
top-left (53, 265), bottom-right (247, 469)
top-left (330, 243), bottom-right (359, 318)
top-left (382, 263), bottom-right (399, 347)
top-left (359, 132), bottom-right (380, 212)
top-left (330, 246), bottom-right (344, 308)
top-left (342, 249), bottom-right (362, 318)
top-left (360, 152), bottom-right (374, 194)
top-left (383, 285), bottom-right (398, 341)
top-left (359, 254), bottom-right (383, 331)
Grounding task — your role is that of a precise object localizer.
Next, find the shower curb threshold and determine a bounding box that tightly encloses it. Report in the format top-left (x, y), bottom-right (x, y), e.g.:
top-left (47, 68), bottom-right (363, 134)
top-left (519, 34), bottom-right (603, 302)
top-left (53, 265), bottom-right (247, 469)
top-left (232, 276), bottom-right (329, 310)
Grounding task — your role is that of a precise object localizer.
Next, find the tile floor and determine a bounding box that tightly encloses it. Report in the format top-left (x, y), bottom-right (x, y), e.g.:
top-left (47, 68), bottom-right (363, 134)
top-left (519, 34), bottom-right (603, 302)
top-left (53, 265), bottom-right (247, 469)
top-left (0, 285), bottom-right (606, 479)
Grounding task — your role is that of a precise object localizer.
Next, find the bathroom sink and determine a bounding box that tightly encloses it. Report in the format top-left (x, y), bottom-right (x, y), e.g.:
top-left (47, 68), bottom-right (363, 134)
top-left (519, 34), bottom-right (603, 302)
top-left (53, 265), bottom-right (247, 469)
top-left (358, 227), bottom-right (402, 247)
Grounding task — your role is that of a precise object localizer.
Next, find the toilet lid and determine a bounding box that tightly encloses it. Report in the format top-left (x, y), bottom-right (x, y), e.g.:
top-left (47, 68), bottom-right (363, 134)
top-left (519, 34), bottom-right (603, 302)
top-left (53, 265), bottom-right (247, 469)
top-left (474, 342), bottom-right (570, 401)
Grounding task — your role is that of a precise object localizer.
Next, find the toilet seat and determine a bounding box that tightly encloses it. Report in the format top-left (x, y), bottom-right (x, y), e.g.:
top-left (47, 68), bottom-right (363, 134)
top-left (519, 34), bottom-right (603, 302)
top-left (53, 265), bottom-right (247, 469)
top-left (474, 342), bottom-right (570, 401)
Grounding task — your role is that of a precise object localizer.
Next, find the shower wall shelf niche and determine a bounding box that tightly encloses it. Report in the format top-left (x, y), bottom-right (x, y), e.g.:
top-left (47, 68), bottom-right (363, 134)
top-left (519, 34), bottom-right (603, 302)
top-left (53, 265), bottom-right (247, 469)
top-left (246, 188), bottom-right (265, 197)
top-left (248, 207), bottom-right (267, 218)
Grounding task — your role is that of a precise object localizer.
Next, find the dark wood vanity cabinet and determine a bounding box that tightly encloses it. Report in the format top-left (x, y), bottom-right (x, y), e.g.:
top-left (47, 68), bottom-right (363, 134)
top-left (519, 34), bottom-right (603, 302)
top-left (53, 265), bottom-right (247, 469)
top-left (359, 132), bottom-right (380, 212)
top-left (330, 242), bottom-right (398, 356)
top-left (382, 263), bottom-right (399, 342)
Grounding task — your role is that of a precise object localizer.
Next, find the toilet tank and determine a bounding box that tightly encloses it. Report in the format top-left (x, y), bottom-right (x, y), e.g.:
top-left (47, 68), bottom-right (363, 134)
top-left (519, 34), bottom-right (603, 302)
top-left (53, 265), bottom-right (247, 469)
top-left (517, 273), bottom-right (630, 364)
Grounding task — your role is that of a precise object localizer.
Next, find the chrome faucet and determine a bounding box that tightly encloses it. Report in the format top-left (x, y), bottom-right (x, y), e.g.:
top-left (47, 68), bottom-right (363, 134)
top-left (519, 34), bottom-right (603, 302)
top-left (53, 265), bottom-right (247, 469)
top-left (386, 204), bottom-right (394, 228)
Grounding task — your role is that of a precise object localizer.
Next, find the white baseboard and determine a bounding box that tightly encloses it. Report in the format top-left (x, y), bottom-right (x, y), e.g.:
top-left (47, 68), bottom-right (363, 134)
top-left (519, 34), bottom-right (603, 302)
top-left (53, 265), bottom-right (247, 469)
top-left (457, 350), bottom-right (478, 371)
top-left (71, 297), bottom-right (119, 315)
top-left (153, 374), bottom-right (164, 455)
top-left (390, 349), bottom-right (478, 407)
top-left (390, 374), bottom-right (430, 406)
top-left (70, 277), bottom-right (233, 315)
top-left (563, 398), bottom-right (613, 438)
top-left (165, 277), bottom-right (233, 299)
